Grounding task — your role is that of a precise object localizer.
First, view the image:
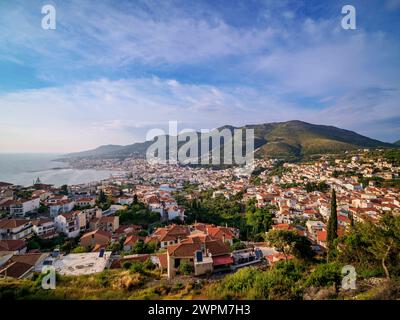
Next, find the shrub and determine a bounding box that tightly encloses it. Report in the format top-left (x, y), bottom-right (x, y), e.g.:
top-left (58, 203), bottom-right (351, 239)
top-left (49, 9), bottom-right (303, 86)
top-left (306, 262), bottom-right (342, 288)
top-left (122, 261), bottom-right (133, 269)
top-left (96, 271), bottom-right (110, 286)
top-left (211, 267), bottom-right (256, 299)
top-left (178, 261), bottom-right (194, 275)
top-left (71, 246), bottom-right (87, 253)
top-left (130, 261), bottom-right (145, 274)
top-left (143, 258), bottom-right (156, 270)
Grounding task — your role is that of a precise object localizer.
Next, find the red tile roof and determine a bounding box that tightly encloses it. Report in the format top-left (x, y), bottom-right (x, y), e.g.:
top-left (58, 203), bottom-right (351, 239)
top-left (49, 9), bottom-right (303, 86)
top-left (212, 255), bottom-right (233, 266)
top-left (0, 219), bottom-right (30, 229)
top-left (0, 240), bottom-right (26, 251)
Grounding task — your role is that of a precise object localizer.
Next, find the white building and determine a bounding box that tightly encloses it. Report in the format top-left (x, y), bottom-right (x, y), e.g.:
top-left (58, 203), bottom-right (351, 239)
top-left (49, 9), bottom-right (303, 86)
top-left (48, 200), bottom-right (75, 217)
top-left (10, 198), bottom-right (40, 217)
top-left (32, 219), bottom-right (56, 239)
top-left (0, 219), bottom-right (33, 240)
top-left (54, 211), bottom-right (84, 238)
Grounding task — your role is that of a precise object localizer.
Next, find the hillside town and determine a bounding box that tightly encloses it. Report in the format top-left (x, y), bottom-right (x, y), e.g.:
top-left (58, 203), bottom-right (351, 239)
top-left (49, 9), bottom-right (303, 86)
top-left (0, 149), bottom-right (399, 283)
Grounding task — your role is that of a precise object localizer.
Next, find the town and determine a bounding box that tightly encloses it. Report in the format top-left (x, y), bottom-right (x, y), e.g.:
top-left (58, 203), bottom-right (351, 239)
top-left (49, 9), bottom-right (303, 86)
top-left (0, 148), bottom-right (399, 298)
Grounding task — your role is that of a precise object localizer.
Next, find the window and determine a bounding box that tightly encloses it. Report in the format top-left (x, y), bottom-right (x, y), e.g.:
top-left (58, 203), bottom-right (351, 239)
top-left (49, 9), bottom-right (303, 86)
top-left (174, 258), bottom-right (181, 268)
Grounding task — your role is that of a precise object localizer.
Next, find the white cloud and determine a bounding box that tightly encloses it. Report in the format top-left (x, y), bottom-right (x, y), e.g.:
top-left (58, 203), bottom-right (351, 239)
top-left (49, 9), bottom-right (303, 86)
top-left (0, 1), bottom-right (277, 69)
top-left (1, 77), bottom-right (399, 152)
top-left (0, 77), bottom-right (306, 152)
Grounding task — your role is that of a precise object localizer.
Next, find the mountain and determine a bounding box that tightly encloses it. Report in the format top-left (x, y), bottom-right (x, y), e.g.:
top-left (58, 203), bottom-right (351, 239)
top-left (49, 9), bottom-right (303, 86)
top-left (394, 140), bottom-right (400, 146)
top-left (63, 145), bottom-right (125, 158)
top-left (62, 120), bottom-right (396, 161)
top-left (245, 120), bottom-right (395, 160)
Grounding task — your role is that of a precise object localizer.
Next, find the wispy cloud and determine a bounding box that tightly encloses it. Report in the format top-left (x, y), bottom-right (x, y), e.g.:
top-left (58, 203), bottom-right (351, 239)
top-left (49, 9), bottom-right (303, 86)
top-left (0, 0), bottom-right (399, 151)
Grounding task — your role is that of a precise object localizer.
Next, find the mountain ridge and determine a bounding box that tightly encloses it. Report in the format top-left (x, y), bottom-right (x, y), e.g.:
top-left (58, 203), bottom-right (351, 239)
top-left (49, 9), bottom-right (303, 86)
top-left (62, 120), bottom-right (397, 161)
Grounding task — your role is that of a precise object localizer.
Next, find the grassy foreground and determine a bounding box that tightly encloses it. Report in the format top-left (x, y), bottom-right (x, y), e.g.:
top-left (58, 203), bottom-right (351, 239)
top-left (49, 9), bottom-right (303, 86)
top-left (1, 261), bottom-right (399, 300)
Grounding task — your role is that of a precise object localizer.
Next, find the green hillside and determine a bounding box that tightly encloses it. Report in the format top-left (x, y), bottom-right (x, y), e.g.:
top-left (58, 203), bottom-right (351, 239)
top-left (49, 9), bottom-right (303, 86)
top-left (63, 120), bottom-right (396, 161)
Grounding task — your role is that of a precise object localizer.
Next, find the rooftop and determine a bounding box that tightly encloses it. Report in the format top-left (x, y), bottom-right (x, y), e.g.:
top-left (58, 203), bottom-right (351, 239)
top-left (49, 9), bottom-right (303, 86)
top-left (38, 252), bottom-right (112, 276)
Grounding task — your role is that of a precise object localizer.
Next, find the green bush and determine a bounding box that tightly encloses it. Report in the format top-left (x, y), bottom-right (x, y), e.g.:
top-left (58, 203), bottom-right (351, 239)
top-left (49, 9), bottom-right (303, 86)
top-left (178, 261), bottom-right (194, 276)
top-left (130, 261), bottom-right (145, 274)
top-left (71, 246), bottom-right (87, 253)
top-left (305, 262), bottom-right (342, 288)
top-left (122, 261), bottom-right (133, 269)
top-left (96, 271), bottom-right (110, 286)
top-left (143, 258), bottom-right (156, 270)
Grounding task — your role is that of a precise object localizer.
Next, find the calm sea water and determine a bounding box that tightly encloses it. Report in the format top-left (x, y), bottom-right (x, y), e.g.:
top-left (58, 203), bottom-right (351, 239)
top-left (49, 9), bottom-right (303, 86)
top-left (0, 153), bottom-right (117, 187)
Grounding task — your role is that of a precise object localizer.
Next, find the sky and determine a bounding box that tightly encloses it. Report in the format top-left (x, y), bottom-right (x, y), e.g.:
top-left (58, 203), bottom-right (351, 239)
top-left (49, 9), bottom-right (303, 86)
top-left (0, 0), bottom-right (399, 153)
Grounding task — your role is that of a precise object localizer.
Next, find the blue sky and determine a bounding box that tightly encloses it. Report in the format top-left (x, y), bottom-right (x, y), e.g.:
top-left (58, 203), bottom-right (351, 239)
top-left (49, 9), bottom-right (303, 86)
top-left (0, 0), bottom-right (399, 152)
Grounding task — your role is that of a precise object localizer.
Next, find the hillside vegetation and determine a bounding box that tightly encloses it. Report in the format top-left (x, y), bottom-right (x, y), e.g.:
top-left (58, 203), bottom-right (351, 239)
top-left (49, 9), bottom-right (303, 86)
top-left (1, 213), bottom-right (400, 300)
top-left (62, 121), bottom-right (395, 162)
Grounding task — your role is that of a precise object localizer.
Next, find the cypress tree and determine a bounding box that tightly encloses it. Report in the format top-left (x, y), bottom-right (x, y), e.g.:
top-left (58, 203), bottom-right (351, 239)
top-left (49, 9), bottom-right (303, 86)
top-left (327, 188), bottom-right (338, 259)
top-left (98, 189), bottom-right (107, 204)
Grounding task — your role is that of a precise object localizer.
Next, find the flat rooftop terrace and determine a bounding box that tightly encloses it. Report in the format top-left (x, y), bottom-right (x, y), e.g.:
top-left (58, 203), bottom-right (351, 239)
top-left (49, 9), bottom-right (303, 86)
top-left (38, 252), bottom-right (112, 276)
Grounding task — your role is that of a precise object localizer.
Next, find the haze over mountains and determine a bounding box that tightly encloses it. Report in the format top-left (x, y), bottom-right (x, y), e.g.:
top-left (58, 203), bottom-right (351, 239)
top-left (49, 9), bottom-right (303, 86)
top-left (64, 120), bottom-right (397, 161)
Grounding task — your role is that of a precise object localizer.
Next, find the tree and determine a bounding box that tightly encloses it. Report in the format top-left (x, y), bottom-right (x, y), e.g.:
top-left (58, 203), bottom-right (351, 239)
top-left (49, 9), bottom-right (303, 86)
top-left (98, 189), bottom-right (107, 204)
top-left (245, 206), bottom-right (273, 239)
top-left (327, 189), bottom-right (338, 260)
top-left (131, 240), bottom-right (156, 254)
top-left (106, 242), bottom-right (121, 253)
top-left (38, 204), bottom-right (48, 214)
top-left (60, 184), bottom-right (69, 195)
top-left (305, 181), bottom-right (329, 193)
top-left (367, 214), bottom-right (400, 280)
top-left (266, 229), bottom-right (313, 261)
top-left (336, 213), bottom-right (400, 279)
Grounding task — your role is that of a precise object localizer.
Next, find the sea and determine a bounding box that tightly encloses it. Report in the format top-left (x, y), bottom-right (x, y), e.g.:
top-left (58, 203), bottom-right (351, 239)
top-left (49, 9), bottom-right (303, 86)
top-left (0, 153), bottom-right (119, 187)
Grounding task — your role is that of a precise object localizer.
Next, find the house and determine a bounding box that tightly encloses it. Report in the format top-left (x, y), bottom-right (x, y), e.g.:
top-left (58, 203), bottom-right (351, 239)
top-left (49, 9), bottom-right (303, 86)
top-left (31, 219), bottom-right (56, 239)
top-left (46, 197), bottom-right (75, 217)
top-left (266, 252), bottom-right (294, 265)
top-left (0, 253), bottom-right (49, 279)
top-left (154, 252), bottom-right (168, 273)
top-left (75, 197), bottom-right (96, 207)
top-left (31, 190), bottom-right (52, 201)
top-left (0, 219), bottom-right (33, 240)
top-left (123, 234), bottom-right (144, 252)
top-left (305, 221), bottom-right (326, 240)
top-left (0, 239), bottom-right (27, 254)
top-left (89, 216), bottom-right (119, 233)
top-left (115, 224), bottom-right (143, 237)
top-left (9, 197), bottom-right (40, 217)
top-left (54, 211), bottom-right (84, 238)
top-left (116, 196), bottom-right (134, 206)
top-left (165, 206), bottom-right (185, 221)
top-left (316, 230), bottom-right (327, 248)
top-left (80, 229), bottom-right (112, 249)
top-left (166, 238), bottom-right (232, 279)
top-left (0, 251), bottom-right (14, 268)
top-left (152, 225), bottom-right (190, 248)
top-left (0, 199), bottom-right (14, 213)
top-left (0, 182), bottom-right (13, 191)
top-left (206, 226), bottom-right (237, 245)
